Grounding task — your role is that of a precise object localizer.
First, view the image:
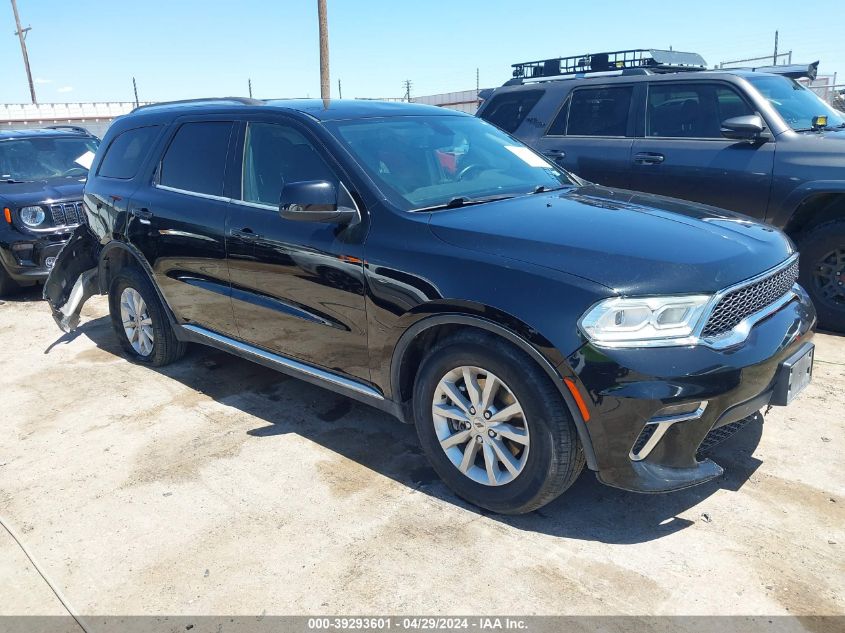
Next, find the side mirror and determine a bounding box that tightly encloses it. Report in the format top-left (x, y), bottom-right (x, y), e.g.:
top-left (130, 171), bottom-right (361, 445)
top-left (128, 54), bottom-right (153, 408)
top-left (721, 115), bottom-right (765, 142)
top-left (279, 180), bottom-right (358, 224)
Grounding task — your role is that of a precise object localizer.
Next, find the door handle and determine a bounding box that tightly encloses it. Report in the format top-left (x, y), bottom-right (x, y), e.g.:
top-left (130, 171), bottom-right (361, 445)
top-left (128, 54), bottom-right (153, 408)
top-left (130, 207), bottom-right (153, 224)
top-left (231, 227), bottom-right (261, 241)
top-left (633, 152), bottom-right (665, 165)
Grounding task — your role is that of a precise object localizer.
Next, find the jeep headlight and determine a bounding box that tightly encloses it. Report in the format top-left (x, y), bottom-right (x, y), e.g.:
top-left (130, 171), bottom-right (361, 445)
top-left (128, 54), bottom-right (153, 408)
top-left (579, 295), bottom-right (711, 346)
top-left (20, 205), bottom-right (46, 228)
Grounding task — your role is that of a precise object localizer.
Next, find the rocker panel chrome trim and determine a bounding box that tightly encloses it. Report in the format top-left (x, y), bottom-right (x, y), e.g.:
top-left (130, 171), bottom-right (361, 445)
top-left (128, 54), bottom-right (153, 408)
top-left (181, 324), bottom-right (384, 401)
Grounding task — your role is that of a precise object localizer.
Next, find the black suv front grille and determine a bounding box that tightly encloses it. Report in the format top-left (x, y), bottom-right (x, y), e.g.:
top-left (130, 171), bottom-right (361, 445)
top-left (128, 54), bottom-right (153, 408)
top-left (701, 259), bottom-right (799, 338)
top-left (49, 201), bottom-right (84, 228)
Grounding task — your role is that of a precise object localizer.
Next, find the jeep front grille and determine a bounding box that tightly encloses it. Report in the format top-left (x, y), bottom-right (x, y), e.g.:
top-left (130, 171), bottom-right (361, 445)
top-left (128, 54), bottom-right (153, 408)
top-left (49, 201), bottom-right (84, 228)
top-left (701, 259), bottom-right (799, 339)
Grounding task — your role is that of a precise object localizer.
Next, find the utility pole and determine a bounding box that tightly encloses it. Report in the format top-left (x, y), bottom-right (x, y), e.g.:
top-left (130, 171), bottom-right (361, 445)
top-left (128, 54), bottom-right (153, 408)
top-left (476, 67), bottom-right (480, 104)
top-left (317, 0), bottom-right (330, 100)
top-left (132, 77), bottom-right (139, 107)
top-left (248, 78), bottom-right (253, 98)
top-left (403, 79), bottom-right (412, 102)
top-left (10, 0), bottom-right (36, 103)
top-left (773, 30), bottom-right (779, 66)
top-left (337, 78), bottom-right (342, 99)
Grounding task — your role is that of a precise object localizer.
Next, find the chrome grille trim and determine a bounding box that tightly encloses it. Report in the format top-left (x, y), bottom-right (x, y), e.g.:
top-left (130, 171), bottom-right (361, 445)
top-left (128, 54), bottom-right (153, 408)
top-left (49, 201), bottom-right (84, 228)
top-left (702, 258), bottom-right (800, 338)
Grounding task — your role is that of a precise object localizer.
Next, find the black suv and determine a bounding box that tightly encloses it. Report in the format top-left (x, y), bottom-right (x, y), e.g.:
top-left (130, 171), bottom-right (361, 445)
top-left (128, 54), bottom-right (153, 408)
top-left (46, 98), bottom-right (815, 514)
top-left (0, 127), bottom-right (100, 295)
top-left (477, 49), bottom-right (845, 332)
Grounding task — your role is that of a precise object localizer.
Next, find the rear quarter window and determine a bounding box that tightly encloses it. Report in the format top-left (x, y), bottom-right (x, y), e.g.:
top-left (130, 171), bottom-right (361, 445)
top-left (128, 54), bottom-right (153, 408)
top-left (479, 90), bottom-right (544, 133)
top-left (97, 125), bottom-right (161, 179)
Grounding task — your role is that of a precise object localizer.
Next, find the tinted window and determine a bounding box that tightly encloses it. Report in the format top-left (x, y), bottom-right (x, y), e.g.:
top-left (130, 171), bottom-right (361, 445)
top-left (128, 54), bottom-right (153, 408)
top-left (97, 126), bottom-right (159, 179)
top-left (159, 122), bottom-right (233, 195)
top-left (546, 97), bottom-right (571, 136)
top-left (479, 90), bottom-right (544, 133)
top-left (240, 122), bottom-right (336, 206)
top-left (647, 83), bottom-right (753, 138)
top-left (567, 87), bottom-right (632, 136)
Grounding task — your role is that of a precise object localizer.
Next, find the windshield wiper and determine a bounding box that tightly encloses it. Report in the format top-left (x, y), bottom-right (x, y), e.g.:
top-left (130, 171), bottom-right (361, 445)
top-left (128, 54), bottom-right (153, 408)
top-left (531, 185), bottom-right (572, 194)
top-left (413, 194), bottom-right (516, 212)
top-left (2, 178), bottom-right (29, 184)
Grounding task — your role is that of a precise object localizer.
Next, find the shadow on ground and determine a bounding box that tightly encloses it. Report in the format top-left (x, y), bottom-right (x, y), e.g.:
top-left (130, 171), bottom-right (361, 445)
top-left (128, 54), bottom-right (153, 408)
top-left (49, 314), bottom-right (766, 545)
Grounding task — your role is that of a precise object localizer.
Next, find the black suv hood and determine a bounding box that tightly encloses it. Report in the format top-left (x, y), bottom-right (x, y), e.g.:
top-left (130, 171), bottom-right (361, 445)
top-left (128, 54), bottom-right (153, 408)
top-left (0, 177), bottom-right (86, 206)
top-left (428, 185), bottom-right (795, 295)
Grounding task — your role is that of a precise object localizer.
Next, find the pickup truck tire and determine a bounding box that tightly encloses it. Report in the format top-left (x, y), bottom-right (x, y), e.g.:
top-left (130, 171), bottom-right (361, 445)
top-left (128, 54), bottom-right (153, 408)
top-left (108, 267), bottom-right (186, 366)
top-left (412, 331), bottom-right (585, 514)
top-left (798, 220), bottom-right (845, 333)
top-left (0, 264), bottom-right (21, 297)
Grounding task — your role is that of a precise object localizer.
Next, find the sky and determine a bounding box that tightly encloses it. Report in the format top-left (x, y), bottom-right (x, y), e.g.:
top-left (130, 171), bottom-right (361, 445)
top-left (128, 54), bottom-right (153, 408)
top-left (1, 0), bottom-right (842, 104)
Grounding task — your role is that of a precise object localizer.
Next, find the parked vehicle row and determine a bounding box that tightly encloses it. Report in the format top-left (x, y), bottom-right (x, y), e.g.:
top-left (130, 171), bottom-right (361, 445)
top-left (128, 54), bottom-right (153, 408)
top-left (41, 97), bottom-right (815, 514)
top-left (478, 49), bottom-right (845, 333)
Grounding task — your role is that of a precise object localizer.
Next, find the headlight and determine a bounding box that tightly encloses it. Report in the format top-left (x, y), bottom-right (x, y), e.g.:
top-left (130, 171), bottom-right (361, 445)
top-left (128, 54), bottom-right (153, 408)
top-left (20, 206), bottom-right (46, 228)
top-left (579, 295), bottom-right (711, 346)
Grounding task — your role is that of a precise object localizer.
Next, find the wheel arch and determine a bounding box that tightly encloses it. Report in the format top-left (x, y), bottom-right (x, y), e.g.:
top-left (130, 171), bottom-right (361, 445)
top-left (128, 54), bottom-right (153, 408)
top-left (98, 241), bottom-right (180, 331)
top-left (777, 183), bottom-right (845, 238)
top-left (390, 312), bottom-right (598, 470)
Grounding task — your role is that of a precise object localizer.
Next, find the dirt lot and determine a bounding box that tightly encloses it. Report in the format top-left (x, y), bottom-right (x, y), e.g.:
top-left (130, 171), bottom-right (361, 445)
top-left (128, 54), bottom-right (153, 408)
top-left (1, 288), bottom-right (843, 622)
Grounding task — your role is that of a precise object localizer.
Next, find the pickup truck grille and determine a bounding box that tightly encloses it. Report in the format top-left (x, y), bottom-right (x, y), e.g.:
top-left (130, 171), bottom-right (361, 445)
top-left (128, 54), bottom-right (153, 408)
top-left (702, 259), bottom-right (799, 338)
top-left (50, 201), bottom-right (84, 228)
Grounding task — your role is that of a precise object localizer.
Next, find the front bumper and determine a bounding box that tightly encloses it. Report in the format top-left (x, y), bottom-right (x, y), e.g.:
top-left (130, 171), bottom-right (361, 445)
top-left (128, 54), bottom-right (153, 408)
top-left (0, 224), bottom-right (72, 282)
top-left (567, 285), bottom-right (816, 493)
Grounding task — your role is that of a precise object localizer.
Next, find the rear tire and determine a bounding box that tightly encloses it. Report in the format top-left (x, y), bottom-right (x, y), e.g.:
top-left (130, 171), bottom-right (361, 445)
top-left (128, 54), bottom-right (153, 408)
top-left (0, 264), bottom-right (21, 297)
top-left (108, 267), bottom-right (186, 366)
top-left (412, 331), bottom-right (585, 515)
top-left (798, 220), bottom-right (845, 333)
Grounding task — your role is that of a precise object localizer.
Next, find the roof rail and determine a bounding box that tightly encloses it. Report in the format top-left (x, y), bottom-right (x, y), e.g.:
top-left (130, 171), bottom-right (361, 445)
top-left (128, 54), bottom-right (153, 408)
top-left (509, 49), bottom-right (707, 84)
top-left (131, 97), bottom-right (264, 113)
top-left (43, 124), bottom-right (92, 135)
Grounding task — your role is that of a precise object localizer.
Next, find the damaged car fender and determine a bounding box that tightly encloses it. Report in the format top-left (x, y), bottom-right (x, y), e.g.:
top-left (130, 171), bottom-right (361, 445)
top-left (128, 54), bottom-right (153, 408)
top-left (43, 225), bottom-right (100, 332)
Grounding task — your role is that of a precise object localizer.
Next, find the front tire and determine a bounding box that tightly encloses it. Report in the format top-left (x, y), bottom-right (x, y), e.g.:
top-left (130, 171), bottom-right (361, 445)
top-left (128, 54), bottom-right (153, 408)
top-left (108, 267), bottom-right (185, 366)
top-left (0, 264), bottom-right (21, 297)
top-left (412, 331), bottom-right (585, 514)
top-left (798, 220), bottom-right (845, 333)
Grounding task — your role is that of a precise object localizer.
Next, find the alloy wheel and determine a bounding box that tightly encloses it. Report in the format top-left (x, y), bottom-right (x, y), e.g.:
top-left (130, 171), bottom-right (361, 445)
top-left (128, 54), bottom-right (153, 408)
top-left (814, 248), bottom-right (845, 308)
top-left (431, 366), bottom-right (530, 486)
top-left (119, 287), bottom-right (154, 356)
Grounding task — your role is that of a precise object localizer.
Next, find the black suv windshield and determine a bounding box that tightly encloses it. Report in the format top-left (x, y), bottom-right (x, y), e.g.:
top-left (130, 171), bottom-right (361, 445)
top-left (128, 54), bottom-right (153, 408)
top-left (0, 136), bottom-right (99, 182)
top-left (326, 116), bottom-right (576, 211)
top-left (747, 75), bottom-right (845, 131)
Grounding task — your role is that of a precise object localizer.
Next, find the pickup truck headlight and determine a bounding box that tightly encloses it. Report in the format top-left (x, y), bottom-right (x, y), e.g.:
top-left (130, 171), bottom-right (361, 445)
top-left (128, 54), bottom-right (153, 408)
top-left (20, 205), bottom-right (47, 228)
top-left (579, 295), bottom-right (711, 346)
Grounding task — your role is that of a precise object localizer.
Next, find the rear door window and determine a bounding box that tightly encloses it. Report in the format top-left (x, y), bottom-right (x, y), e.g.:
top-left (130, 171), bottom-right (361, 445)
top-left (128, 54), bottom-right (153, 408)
top-left (159, 121), bottom-right (233, 196)
top-left (479, 90), bottom-right (544, 133)
top-left (567, 87), bottom-right (633, 136)
top-left (97, 126), bottom-right (160, 179)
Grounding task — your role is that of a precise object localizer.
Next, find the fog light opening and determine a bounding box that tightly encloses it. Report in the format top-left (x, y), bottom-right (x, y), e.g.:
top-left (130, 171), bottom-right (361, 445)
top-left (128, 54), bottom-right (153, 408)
top-left (629, 401), bottom-right (708, 462)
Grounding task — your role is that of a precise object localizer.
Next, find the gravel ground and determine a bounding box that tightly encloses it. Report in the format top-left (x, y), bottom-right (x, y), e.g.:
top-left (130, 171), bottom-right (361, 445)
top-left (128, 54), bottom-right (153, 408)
top-left (0, 288), bottom-right (843, 625)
